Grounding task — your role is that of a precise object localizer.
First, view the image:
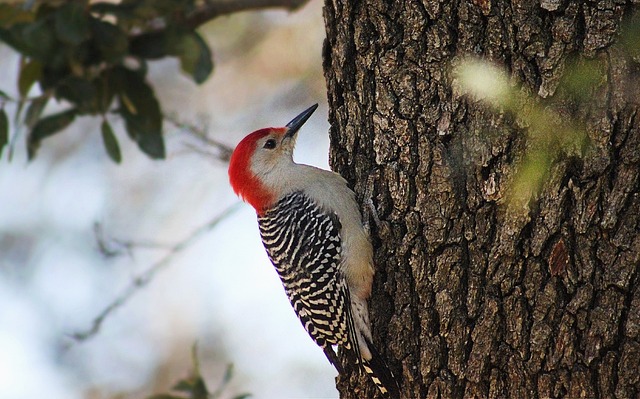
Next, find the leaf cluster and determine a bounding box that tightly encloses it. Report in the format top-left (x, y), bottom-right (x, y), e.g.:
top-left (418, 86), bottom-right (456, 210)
top-left (0, 0), bottom-right (214, 162)
top-left (146, 345), bottom-right (250, 399)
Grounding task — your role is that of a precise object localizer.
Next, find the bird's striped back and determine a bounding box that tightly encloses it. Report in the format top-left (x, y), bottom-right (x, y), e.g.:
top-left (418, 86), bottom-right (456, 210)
top-left (258, 191), bottom-right (357, 354)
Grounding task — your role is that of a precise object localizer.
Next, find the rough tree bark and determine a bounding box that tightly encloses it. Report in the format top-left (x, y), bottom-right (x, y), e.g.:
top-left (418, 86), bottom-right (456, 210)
top-left (322, 1), bottom-right (640, 398)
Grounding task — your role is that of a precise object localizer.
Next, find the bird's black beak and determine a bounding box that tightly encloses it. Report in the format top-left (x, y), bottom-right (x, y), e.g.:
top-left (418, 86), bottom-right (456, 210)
top-left (285, 104), bottom-right (318, 138)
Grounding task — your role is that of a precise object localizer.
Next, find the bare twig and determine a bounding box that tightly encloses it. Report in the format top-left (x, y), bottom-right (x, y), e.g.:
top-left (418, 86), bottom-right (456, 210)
top-left (94, 222), bottom-right (174, 259)
top-left (184, 0), bottom-right (311, 29)
top-left (68, 202), bottom-right (242, 345)
top-left (165, 114), bottom-right (234, 162)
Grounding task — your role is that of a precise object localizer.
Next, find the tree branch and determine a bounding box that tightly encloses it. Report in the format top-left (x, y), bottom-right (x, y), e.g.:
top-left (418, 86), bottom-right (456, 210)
top-left (184, 0), bottom-right (311, 29)
top-left (67, 202), bottom-right (242, 345)
top-left (165, 114), bottom-right (234, 162)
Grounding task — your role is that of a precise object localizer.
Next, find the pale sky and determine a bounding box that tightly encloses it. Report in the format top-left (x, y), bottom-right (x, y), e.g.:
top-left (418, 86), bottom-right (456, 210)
top-left (0, 2), bottom-right (340, 398)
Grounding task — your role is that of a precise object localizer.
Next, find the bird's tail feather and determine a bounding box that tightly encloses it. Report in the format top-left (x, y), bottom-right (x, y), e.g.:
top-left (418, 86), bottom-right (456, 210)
top-left (362, 338), bottom-right (400, 399)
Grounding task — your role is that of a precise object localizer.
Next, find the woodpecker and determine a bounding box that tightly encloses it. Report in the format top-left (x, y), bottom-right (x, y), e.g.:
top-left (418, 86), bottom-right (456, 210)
top-left (228, 104), bottom-right (399, 397)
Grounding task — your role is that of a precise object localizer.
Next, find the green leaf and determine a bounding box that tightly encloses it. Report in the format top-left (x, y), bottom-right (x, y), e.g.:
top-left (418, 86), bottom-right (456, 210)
top-left (0, 15), bottom-right (55, 60)
top-left (56, 76), bottom-right (97, 111)
top-left (232, 394), bottom-right (252, 399)
top-left (93, 73), bottom-right (115, 114)
top-left (27, 108), bottom-right (76, 160)
top-left (0, 4), bottom-right (34, 28)
top-left (55, 2), bottom-right (89, 45)
top-left (35, 3), bottom-right (58, 19)
top-left (0, 89), bottom-right (10, 100)
top-left (89, 18), bottom-right (128, 62)
top-left (20, 18), bottom-right (57, 61)
top-left (18, 59), bottom-right (42, 97)
top-left (0, 27), bottom-right (16, 48)
top-left (130, 31), bottom-right (169, 60)
top-left (172, 375), bottom-right (208, 397)
top-left (0, 109), bottom-right (8, 158)
top-left (510, 149), bottom-right (552, 206)
top-left (190, 378), bottom-right (208, 399)
top-left (220, 364), bottom-right (234, 387)
top-left (113, 67), bottom-right (165, 159)
top-left (191, 380), bottom-right (209, 399)
top-left (559, 58), bottom-right (606, 99)
top-left (40, 68), bottom-right (67, 93)
top-left (24, 95), bottom-right (49, 129)
top-left (176, 32), bottom-right (213, 84)
top-left (621, 11), bottom-right (640, 59)
top-left (101, 120), bottom-right (121, 163)
top-left (0, 24), bottom-right (32, 56)
top-left (172, 378), bottom-right (196, 393)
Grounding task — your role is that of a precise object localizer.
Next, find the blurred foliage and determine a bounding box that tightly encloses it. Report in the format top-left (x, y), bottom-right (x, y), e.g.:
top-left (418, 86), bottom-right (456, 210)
top-left (0, 106), bottom-right (7, 152)
top-left (457, 56), bottom-right (593, 206)
top-left (621, 10), bottom-right (640, 62)
top-left (456, 9), bottom-right (640, 208)
top-left (0, 0), bottom-right (215, 162)
top-left (456, 60), bottom-right (592, 205)
top-left (146, 345), bottom-right (251, 399)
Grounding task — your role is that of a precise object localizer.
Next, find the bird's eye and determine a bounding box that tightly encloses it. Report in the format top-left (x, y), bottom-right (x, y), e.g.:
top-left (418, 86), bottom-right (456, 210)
top-left (263, 139), bottom-right (277, 149)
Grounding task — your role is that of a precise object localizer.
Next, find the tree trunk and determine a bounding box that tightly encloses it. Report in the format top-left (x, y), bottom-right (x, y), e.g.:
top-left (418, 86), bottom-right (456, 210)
top-left (322, 1), bottom-right (640, 398)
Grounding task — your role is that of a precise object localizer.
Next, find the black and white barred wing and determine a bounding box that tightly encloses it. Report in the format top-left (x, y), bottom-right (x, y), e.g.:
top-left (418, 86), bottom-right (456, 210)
top-left (257, 191), bottom-right (359, 365)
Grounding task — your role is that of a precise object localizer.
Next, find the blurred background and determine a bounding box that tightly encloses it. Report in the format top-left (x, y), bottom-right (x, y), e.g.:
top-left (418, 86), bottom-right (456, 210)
top-left (0, 1), bottom-right (338, 398)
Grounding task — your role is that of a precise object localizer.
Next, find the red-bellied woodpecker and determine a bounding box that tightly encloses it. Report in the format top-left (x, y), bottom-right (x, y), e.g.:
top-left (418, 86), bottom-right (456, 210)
top-left (228, 104), bottom-right (399, 398)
